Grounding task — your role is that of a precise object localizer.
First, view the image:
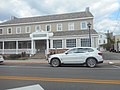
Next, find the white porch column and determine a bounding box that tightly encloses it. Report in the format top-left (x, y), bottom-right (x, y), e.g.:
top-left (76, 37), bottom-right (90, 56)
top-left (16, 41), bottom-right (18, 54)
top-left (31, 40), bottom-right (34, 54)
top-left (2, 41), bottom-right (4, 54)
top-left (33, 40), bottom-right (35, 52)
top-left (76, 38), bottom-right (80, 47)
top-left (50, 39), bottom-right (53, 49)
top-left (46, 39), bottom-right (49, 55)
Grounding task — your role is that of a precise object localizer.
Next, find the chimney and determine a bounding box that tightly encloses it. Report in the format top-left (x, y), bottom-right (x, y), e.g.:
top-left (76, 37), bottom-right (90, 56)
top-left (85, 7), bottom-right (90, 13)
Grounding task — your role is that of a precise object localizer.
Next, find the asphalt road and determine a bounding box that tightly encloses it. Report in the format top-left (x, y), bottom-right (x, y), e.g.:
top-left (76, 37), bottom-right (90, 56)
top-left (0, 63), bottom-right (120, 90)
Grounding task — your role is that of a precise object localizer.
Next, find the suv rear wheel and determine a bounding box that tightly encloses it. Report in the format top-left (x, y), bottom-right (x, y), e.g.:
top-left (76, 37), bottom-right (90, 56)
top-left (50, 58), bottom-right (60, 67)
top-left (86, 58), bottom-right (97, 68)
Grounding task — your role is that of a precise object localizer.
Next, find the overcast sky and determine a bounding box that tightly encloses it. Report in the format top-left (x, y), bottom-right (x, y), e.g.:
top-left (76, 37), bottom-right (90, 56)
top-left (0, 0), bottom-right (120, 35)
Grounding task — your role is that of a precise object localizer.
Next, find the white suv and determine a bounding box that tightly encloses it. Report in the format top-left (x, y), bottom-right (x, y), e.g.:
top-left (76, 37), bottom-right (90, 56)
top-left (0, 55), bottom-right (4, 63)
top-left (48, 47), bottom-right (103, 67)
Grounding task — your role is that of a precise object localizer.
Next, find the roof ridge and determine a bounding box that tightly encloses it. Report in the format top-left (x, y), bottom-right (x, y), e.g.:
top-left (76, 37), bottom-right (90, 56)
top-left (0, 11), bottom-right (93, 25)
top-left (15, 11), bottom-right (86, 19)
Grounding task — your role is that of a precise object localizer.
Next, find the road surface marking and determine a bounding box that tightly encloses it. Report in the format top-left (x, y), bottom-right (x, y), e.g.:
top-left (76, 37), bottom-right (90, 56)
top-left (7, 84), bottom-right (44, 90)
top-left (112, 65), bottom-right (120, 69)
top-left (0, 65), bottom-right (120, 70)
top-left (0, 76), bottom-right (120, 85)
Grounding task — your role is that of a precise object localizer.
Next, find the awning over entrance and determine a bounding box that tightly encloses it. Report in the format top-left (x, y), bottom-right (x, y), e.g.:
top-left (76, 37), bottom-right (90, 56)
top-left (30, 31), bottom-right (53, 40)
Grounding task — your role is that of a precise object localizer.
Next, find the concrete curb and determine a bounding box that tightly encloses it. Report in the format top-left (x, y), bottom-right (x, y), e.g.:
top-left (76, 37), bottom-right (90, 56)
top-left (104, 60), bottom-right (120, 65)
top-left (3, 59), bottom-right (120, 65)
top-left (4, 59), bottom-right (48, 64)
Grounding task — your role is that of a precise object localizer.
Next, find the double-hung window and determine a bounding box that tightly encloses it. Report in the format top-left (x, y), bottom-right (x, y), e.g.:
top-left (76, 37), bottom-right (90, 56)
top-left (81, 21), bottom-right (87, 30)
top-left (7, 27), bottom-right (12, 34)
top-left (46, 24), bottom-right (51, 31)
top-left (16, 27), bottom-right (21, 34)
top-left (57, 23), bottom-right (62, 31)
top-left (0, 28), bottom-right (3, 34)
top-left (25, 26), bottom-right (31, 33)
top-left (68, 22), bottom-right (74, 30)
top-left (35, 25), bottom-right (41, 32)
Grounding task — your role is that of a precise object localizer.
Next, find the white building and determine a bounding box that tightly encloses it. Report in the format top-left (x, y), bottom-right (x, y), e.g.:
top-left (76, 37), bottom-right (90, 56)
top-left (98, 32), bottom-right (107, 51)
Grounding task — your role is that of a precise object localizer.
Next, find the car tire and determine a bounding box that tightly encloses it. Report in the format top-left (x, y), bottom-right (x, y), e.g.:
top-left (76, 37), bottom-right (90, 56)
top-left (86, 58), bottom-right (97, 68)
top-left (50, 58), bottom-right (60, 67)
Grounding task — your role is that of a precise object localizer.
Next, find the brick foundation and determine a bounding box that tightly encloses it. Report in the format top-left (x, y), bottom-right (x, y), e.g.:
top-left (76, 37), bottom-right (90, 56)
top-left (49, 49), bottom-right (68, 55)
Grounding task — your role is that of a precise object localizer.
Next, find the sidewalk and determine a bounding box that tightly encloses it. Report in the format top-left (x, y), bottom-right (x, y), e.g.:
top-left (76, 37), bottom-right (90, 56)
top-left (4, 59), bottom-right (48, 64)
top-left (3, 59), bottom-right (120, 65)
top-left (104, 60), bottom-right (120, 65)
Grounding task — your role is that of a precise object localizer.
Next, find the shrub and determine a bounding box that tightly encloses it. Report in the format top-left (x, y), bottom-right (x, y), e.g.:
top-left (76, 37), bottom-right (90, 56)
top-left (5, 54), bottom-right (21, 60)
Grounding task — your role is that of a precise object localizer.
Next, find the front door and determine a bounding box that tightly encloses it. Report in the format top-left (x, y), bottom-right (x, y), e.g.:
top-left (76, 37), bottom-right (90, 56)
top-left (35, 40), bottom-right (46, 53)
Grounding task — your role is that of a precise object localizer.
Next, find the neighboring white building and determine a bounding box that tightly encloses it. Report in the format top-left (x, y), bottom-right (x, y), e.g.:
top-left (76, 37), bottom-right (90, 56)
top-left (98, 32), bottom-right (107, 51)
top-left (114, 35), bottom-right (120, 52)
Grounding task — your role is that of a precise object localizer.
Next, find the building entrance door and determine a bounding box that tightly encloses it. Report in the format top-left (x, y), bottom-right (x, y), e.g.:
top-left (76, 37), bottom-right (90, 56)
top-left (35, 40), bottom-right (46, 53)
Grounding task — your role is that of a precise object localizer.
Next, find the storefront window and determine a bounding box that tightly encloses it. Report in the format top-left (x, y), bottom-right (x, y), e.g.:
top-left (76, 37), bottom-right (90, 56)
top-left (66, 39), bottom-right (76, 48)
top-left (53, 40), bottom-right (62, 48)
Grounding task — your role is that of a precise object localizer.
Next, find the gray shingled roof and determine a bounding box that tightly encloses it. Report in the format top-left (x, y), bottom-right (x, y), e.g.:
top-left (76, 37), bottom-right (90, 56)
top-left (0, 30), bottom-right (97, 39)
top-left (0, 33), bottom-right (30, 39)
top-left (0, 11), bottom-right (93, 25)
top-left (53, 29), bottom-right (97, 36)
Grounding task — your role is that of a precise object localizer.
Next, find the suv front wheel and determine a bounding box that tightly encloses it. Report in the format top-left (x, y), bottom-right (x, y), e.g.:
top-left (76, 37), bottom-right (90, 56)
top-left (86, 58), bottom-right (97, 68)
top-left (50, 58), bottom-right (61, 67)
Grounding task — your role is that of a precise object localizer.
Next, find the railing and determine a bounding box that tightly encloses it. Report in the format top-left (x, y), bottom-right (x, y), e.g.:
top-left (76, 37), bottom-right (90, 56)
top-left (0, 49), bottom-right (37, 54)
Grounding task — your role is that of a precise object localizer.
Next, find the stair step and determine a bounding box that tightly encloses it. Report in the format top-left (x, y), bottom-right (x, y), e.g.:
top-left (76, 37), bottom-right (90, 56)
top-left (31, 53), bottom-right (46, 59)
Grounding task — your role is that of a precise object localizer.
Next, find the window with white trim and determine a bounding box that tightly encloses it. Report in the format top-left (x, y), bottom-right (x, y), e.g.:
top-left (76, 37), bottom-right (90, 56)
top-left (35, 25), bottom-right (41, 32)
top-left (68, 22), bottom-right (74, 30)
top-left (0, 28), bottom-right (3, 34)
top-left (4, 42), bottom-right (15, 49)
top-left (81, 38), bottom-right (90, 47)
top-left (53, 40), bottom-right (62, 48)
top-left (27, 42), bottom-right (31, 48)
top-left (7, 27), bottom-right (12, 34)
top-left (66, 39), bottom-right (76, 48)
top-left (46, 24), bottom-right (51, 31)
top-left (81, 21), bottom-right (87, 29)
top-left (57, 23), bottom-right (62, 31)
top-left (104, 40), bottom-right (106, 44)
top-left (99, 40), bottom-right (101, 44)
top-left (0, 42), bottom-right (2, 49)
top-left (25, 26), bottom-right (31, 33)
top-left (16, 27), bottom-right (21, 34)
